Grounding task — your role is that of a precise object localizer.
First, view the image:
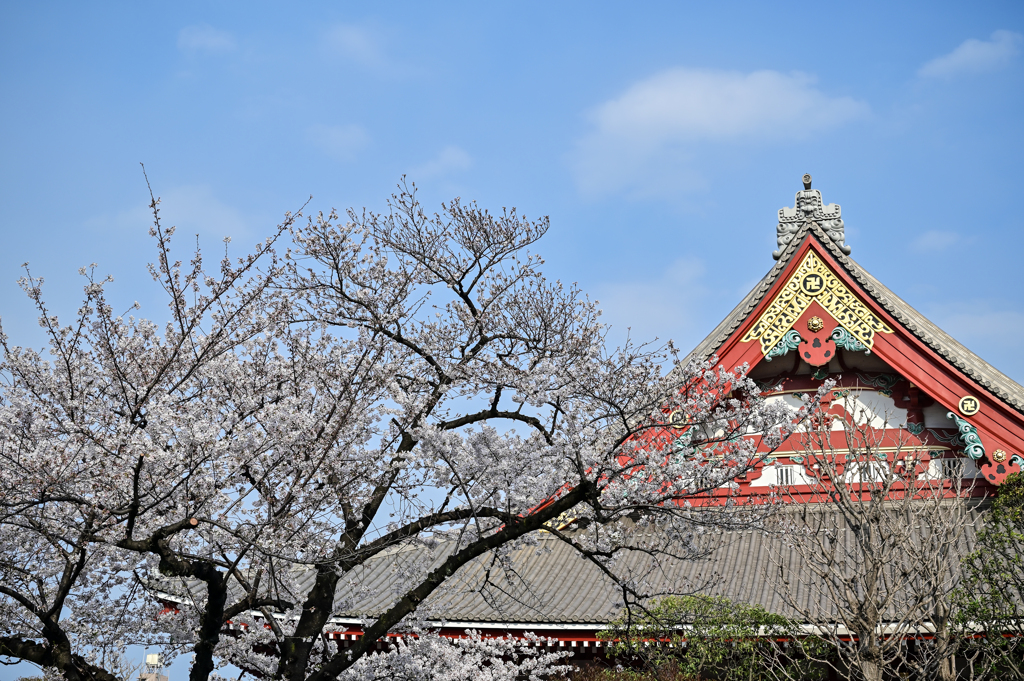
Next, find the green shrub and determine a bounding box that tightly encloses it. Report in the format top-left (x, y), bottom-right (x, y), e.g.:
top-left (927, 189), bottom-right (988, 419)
top-left (595, 595), bottom-right (824, 681)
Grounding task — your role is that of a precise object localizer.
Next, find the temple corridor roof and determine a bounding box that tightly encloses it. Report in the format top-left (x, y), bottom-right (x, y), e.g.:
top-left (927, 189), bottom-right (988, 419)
top-left (155, 504), bottom-right (987, 629)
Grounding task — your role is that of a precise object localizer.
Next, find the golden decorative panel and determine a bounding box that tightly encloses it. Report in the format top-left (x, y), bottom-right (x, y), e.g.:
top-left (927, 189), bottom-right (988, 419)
top-left (742, 251), bottom-right (894, 356)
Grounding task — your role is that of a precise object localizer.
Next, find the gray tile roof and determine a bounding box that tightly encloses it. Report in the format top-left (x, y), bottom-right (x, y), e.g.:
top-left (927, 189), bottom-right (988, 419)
top-left (327, 533), bottom-right (712, 625)
top-left (323, 504), bottom-right (987, 626)
top-left (154, 505), bottom-right (986, 627)
top-left (682, 222), bottom-right (1024, 414)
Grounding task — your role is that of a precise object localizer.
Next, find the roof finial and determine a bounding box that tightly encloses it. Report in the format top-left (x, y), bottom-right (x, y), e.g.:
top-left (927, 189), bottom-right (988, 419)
top-left (773, 175), bottom-right (851, 260)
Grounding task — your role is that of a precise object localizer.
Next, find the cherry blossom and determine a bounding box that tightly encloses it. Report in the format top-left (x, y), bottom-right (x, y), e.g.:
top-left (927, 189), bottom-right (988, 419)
top-left (0, 183), bottom-right (809, 681)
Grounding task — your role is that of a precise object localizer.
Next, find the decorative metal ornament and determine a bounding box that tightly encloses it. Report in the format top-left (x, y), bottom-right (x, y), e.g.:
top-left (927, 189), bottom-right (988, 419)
top-left (958, 395), bottom-right (981, 417)
top-left (742, 251), bottom-right (894, 358)
top-left (668, 410), bottom-right (690, 430)
top-left (992, 449), bottom-right (1008, 463)
top-left (806, 316), bottom-right (824, 332)
top-left (800, 274), bottom-right (826, 296)
top-left (947, 412), bottom-right (985, 460)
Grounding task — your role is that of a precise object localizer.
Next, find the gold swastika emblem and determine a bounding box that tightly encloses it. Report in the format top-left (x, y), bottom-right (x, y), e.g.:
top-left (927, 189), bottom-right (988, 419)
top-left (741, 251), bottom-right (894, 356)
top-left (958, 395), bottom-right (980, 416)
top-left (800, 275), bottom-right (824, 295)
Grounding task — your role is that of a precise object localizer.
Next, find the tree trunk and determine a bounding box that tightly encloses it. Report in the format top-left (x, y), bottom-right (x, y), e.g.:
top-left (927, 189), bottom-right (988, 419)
top-left (859, 660), bottom-right (882, 681)
top-left (857, 638), bottom-right (884, 681)
top-left (278, 566), bottom-right (341, 681)
top-left (190, 569), bottom-right (229, 681)
top-left (938, 654), bottom-right (957, 681)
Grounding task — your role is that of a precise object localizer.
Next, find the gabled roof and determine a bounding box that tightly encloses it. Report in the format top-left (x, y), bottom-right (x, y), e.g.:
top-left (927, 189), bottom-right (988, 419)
top-left (683, 220), bottom-right (1024, 415)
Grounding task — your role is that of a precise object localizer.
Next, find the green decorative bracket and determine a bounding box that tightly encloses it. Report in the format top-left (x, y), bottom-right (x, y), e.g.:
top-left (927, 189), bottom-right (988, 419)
top-left (856, 372), bottom-right (900, 397)
top-left (831, 326), bottom-right (869, 354)
top-left (947, 412), bottom-right (985, 460)
top-left (1011, 454), bottom-right (1024, 469)
top-left (764, 454), bottom-right (804, 464)
top-left (813, 367), bottom-right (830, 380)
top-left (755, 376), bottom-right (787, 392)
top-left (765, 329), bottom-right (802, 362)
top-left (906, 422), bottom-right (926, 436)
top-left (929, 428), bottom-right (960, 445)
top-left (673, 433), bottom-right (694, 450)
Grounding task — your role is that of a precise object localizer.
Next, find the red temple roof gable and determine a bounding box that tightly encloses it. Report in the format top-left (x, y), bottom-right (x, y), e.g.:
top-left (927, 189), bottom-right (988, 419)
top-left (681, 176), bottom-right (1024, 485)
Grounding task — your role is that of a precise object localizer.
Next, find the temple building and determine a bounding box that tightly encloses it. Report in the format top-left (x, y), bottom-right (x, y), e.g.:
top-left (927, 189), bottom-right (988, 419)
top-left (275, 176), bottom-right (1022, 665)
top-left (162, 176), bottom-right (1024, 663)
top-left (677, 173), bottom-right (1019, 501)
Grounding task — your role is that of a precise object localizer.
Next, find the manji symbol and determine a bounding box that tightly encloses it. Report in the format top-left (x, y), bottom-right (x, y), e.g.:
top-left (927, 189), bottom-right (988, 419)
top-left (801, 275), bottom-right (824, 295)
top-left (742, 251), bottom-right (894, 357)
top-left (959, 395), bottom-right (981, 417)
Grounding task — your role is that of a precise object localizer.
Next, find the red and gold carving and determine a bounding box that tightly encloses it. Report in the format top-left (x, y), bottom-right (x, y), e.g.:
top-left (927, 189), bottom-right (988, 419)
top-left (742, 251), bottom-right (894, 358)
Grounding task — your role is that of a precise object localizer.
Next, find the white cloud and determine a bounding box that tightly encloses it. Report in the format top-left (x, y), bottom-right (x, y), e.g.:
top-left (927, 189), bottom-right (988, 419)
top-left (410, 146), bottom-right (473, 179)
top-left (308, 124), bottom-right (371, 162)
top-left (942, 308), bottom-right (1024, 344)
top-left (571, 68), bottom-right (869, 198)
top-left (88, 185), bottom-right (250, 241)
top-left (919, 30), bottom-right (1022, 78)
top-left (595, 257), bottom-right (709, 348)
top-left (911, 230), bottom-right (960, 252)
top-left (157, 186), bottom-right (250, 239)
top-left (324, 24), bottom-right (387, 68)
top-left (590, 69), bottom-right (864, 142)
top-left (931, 302), bottom-right (1024, 356)
top-left (924, 300), bottom-right (1024, 384)
top-left (177, 24), bottom-right (236, 53)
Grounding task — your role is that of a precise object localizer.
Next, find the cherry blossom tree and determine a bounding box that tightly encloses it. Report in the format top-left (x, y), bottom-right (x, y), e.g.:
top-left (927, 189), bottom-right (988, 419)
top-left (0, 183), bottom-right (806, 681)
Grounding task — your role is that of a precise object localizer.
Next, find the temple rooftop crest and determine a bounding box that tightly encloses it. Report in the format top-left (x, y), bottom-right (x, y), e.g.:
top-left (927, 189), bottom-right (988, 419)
top-left (773, 174), bottom-right (851, 260)
top-left (679, 173), bottom-right (1024, 484)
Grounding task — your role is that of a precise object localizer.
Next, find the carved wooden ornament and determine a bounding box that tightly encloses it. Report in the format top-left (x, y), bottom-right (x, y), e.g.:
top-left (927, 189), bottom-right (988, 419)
top-left (742, 251), bottom-right (894, 360)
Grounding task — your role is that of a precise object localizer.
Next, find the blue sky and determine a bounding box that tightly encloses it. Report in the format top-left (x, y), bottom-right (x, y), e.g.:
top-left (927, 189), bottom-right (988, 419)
top-left (1, 3), bottom-right (1023, 677)
top-left (3, 2), bottom-right (1023, 380)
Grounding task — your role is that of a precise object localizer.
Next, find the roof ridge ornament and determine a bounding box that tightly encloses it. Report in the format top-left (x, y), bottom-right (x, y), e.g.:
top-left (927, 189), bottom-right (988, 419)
top-left (773, 174), bottom-right (851, 260)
